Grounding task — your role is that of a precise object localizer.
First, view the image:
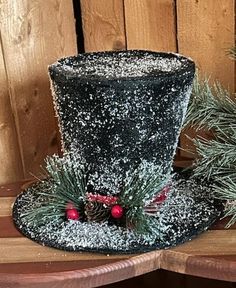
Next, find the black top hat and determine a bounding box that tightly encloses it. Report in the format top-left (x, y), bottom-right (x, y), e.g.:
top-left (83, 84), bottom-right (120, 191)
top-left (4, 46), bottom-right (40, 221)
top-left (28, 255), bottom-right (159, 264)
top-left (13, 51), bottom-right (220, 254)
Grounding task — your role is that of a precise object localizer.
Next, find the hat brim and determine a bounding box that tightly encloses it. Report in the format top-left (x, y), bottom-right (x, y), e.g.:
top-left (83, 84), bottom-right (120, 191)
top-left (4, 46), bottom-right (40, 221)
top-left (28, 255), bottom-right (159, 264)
top-left (13, 172), bottom-right (221, 254)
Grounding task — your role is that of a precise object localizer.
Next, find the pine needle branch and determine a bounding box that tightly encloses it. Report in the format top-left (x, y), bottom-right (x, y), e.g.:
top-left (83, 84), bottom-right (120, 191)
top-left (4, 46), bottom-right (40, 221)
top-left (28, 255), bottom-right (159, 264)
top-left (22, 153), bottom-right (87, 225)
top-left (119, 161), bottom-right (170, 233)
top-left (212, 179), bottom-right (236, 227)
top-left (227, 46), bottom-right (236, 60)
top-left (184, 77), bottom-right (236, 133)
top-left (184, 53), bottom-right (236, 227)
top-left (192, 135), bottom-right (236, 181)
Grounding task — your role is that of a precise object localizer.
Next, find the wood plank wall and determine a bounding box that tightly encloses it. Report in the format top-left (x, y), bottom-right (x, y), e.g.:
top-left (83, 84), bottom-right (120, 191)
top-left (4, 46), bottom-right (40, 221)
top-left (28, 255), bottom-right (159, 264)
top-left (81, 0), bottom-right (235, 90)
top-left (0, 0), bottom-right (77, 185)
top-left (177, 0), bottom-right (235, 156)
top-left (0, 0), bottom-right (235, 185)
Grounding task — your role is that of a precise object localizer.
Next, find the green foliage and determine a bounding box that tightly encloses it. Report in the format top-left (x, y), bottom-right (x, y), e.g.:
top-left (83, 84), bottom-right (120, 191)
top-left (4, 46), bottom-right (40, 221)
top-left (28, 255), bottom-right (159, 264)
top-left (213, 179), bottom-right (236, 228)
top-left (228, 46), bottom-right (236, 60)
top-left (192, 134), bottom-right (236, 182)
top-left (45, 154), bottom-right (87, 206)
top-left (184, 58), bottom-right (236, 226)
top-left (119, 162), bottom-right (169, 233)
top-left (184, 76), bottom-right (236, 134)
top-left (22, 153), bottom-right (87, 225)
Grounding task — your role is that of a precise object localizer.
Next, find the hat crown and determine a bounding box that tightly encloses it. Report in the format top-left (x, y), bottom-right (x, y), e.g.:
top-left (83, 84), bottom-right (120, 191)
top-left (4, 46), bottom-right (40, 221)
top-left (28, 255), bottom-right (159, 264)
top-left (49, 50), bottom-right (195, 193)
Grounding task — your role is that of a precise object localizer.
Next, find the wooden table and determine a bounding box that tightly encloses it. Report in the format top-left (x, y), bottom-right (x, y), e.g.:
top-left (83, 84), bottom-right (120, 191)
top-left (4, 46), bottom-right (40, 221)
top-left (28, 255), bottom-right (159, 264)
top-left (0, 181), bottom-right (235, 288)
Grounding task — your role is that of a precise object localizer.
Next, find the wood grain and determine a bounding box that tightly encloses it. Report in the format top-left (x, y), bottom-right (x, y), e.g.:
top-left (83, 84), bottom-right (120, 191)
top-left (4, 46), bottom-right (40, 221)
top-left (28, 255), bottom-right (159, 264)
top-left (0, 197), bottom-right (14, 216)
top-left (161, 251), bottom-right (236, 282)
top-left (201, 255), bottom-right (236, 261)
top-left (0, 0), bottom-right (77, 181)
top-left (0, 217), bottom-right (22, 238)
top-left (0, 251), bottom-right (161, 288)
top-left (0, 259), bottom-right (120, 274)
top-left (0, 180), bottom-right (29, 196)
top-left (173, 230), bottom-right (236, 255)
top-left (0, 40), bottom-right (24, 185)
top-left (0, 237), bottom-right (130, 264)
top-left (177, 0), bottom-right (235, 157)
top-left (80, 0), bottom-right (126, 52)
top-left (177, 0), bottom-right (235, 91)
top-left (124, 0), bottom-right (177, 51)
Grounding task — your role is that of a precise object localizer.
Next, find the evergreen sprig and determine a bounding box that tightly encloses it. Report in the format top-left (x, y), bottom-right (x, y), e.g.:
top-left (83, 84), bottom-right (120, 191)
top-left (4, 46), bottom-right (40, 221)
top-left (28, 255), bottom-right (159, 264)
top-left (213, 179), bottom-right (236, 228)
top-left (192, 135), bottom-right (236, 182)
top-left (184, 59), bottom-right (236, 227)
top-left (184, 76), bottom-right (236, 134)
top-left (228, 46), bottom-right (236, 60)
top-left (119, 161), bottom-right (169, 233)
top-left (45, 154), bottom-right (87, 205)
top-left (22, 153), bottom-right (87, 225)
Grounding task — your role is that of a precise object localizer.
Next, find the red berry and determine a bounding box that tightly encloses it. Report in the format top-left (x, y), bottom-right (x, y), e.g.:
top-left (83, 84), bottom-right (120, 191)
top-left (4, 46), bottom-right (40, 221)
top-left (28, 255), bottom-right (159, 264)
top-left (66, 208), bottom-right (79, 220)
top-left (111, 205), bottom-right (123, 219)
top-left (66, 202), bottom-right (75, 210)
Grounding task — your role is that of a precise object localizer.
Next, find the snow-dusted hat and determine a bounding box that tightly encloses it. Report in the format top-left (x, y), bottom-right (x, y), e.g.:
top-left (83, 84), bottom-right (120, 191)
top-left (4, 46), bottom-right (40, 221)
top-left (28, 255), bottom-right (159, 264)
top-left (13, 51), bottom-right (220, 254)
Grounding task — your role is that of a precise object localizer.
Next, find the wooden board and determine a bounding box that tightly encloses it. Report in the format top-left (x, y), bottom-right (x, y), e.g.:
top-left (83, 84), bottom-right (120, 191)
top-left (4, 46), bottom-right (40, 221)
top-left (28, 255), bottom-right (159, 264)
top-left (177, 0), bottom-right (235, 91)
top-left (0, 181), bottom-right (235, 288)
top-left (0, 0), bottom-right (77, 183)
top-left (0, 197), bottom-right (14, 216)
top-left (0, 237), bottom-right (129, 264)
top-left (177, 0), bottom-right (235, 157)
top-left (0, 41), bottom-right (24, 184)
top-left (80, 0), bottom-right (126, 52)
top-left (124, 0), bottom-right (177, 51)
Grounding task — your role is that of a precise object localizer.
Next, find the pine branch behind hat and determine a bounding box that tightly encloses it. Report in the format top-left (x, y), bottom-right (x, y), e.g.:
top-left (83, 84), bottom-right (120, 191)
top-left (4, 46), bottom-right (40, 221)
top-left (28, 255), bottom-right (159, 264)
top-left (184, 48), bottom-right (236, 227)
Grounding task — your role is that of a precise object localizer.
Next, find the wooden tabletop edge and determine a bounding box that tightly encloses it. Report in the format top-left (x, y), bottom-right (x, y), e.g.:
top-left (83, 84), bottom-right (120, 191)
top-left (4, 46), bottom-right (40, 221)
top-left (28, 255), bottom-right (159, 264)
top-left (160, 250), bottom-right (236, 282)
top-left (0, 250), bottom-right (161, 286)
